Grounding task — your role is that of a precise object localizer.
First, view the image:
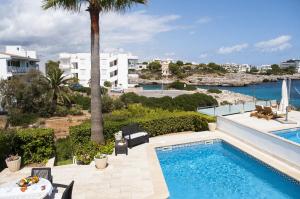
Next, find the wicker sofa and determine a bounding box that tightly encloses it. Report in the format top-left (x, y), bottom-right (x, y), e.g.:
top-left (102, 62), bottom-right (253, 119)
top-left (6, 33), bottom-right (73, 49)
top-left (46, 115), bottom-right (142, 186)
top-left (121, 123), bottom-right (149, 148)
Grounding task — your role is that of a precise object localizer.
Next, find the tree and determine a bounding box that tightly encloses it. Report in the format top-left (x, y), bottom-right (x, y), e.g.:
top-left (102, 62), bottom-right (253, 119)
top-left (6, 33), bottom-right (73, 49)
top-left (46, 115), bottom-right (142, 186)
top-left (45, 60), bottom-right (60, 74)
top-left (45, 67), bottom-right (71, 114)
top-left (43, 0), bottom-right (147, 144)
top-left (176, 60), bottom-right (184, 66)
top-left (147, 61), bottom-right (162, 71)
top-left (104, 81), bottom-right (112, 87)
top-left (169, 63), bottom-right (181, 76)
top-left (0, 70), bottom-right (51, 117)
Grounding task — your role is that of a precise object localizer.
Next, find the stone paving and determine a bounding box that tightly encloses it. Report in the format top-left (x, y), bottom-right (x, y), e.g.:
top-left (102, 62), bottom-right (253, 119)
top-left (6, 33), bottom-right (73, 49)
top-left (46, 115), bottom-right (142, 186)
top-left (225, 110), bottom-right (300, 132)
top-left (1, 123), bottom-right (300, 198)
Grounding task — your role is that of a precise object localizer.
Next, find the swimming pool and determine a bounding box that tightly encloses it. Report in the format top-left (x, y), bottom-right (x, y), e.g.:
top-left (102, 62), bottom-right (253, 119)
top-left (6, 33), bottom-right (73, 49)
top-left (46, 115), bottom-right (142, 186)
top-left (273, 128), bottom-right (300, 144)
top-left (156, 140), bottom-right (300, 199)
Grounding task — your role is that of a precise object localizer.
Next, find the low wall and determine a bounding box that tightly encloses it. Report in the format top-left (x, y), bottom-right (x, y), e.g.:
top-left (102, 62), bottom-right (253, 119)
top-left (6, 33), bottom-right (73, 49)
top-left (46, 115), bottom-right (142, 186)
top-left (217, 116), bottom-right (300, 168)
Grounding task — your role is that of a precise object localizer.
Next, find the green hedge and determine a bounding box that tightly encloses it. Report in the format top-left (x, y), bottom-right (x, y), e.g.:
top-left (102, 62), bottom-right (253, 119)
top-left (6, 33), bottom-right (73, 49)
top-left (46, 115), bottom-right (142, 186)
top-left (120, 92), bottom-right (218, 111)
top-left (0, 128), bottom-right (55, 170)
top-left (70, 111), bottom-right (215, 143)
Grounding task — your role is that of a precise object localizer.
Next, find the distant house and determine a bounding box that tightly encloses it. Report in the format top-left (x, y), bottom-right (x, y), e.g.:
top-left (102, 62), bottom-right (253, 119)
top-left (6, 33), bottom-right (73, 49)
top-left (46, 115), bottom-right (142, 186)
top-left (280, 59), bottom-right (300, 73)
top-left (221, 63), bottom-right (251, 73)
top-left (153, 58), bottom-right (173, 76)
top-left (260, 64), bottom-right (272, 72)
top-left (0, 45), bottom-right (40, 80)
top-left (59, 52), bottom-right (138, 89)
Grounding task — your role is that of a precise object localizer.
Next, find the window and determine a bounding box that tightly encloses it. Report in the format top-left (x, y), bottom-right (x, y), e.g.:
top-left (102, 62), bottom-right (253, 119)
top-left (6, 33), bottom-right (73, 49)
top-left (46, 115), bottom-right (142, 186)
top-left (110, 59), bottom-right (118, 67)
top-left (73, 63), bottom-right (78, 69)
top-left (7, 60), bottom-right (20, 67)
top-left (110, 70), bottom-right (118, 77)
top-left (73, 73), bottom-right (78, 78)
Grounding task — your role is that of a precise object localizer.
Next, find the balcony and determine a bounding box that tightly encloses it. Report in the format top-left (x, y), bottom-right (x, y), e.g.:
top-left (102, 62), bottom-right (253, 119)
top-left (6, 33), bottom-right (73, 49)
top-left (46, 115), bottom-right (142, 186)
top-left (7, 66), bottom-right (38, 74)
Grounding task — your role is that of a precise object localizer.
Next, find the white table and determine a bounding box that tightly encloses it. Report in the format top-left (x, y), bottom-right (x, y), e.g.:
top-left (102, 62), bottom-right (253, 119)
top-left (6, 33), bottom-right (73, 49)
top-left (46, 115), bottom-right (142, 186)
top-left (0, 178), bottom-right (53, 199)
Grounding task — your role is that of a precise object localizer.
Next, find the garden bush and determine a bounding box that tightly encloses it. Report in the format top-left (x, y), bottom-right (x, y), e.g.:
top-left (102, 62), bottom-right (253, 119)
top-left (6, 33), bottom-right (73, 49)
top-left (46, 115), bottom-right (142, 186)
top-left (8, 109), bottom-right (38, 127)
top-left (168, 81), bottom-right (197, 91)
top-left (0, 128), bottom-right (55, 170)
top-left (70, 105), bottom-right (215, 144)
top-left (0, 130), bottom-right (16, 171)
top-left (70, 94), bottom-right (90, 110)
top-left (120, 92), bottom-right (217, 111)
top-left (207, 88), bottom-right (222, 94)
top-left (54, 105), bottom-right (69, 117)
top-left (16, 128), bottom-right (55, 165)
top-left (55, 137), bottom-right (73, 163)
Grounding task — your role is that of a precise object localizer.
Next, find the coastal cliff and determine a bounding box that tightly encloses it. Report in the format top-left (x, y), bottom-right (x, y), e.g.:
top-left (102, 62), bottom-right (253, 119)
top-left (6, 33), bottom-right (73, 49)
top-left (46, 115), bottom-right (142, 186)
top-left (132, 73), bottom-right (300, 87)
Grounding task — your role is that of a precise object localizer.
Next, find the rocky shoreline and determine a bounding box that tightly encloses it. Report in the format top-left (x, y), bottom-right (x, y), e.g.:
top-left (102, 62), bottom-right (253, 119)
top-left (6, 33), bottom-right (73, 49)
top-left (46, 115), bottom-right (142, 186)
top-left (133, 73), bottom-right (300, 87)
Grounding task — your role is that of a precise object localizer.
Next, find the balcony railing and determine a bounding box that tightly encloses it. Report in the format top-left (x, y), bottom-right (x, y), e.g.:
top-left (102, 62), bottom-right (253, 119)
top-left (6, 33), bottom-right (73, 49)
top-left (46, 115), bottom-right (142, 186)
top-left (7, 66), bottom-right (38, 73)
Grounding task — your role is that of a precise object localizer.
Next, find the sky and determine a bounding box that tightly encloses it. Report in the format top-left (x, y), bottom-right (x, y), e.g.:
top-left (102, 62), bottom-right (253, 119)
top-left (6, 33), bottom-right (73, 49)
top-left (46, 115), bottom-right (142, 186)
top-left (0, 0), bottom-right (299, 66)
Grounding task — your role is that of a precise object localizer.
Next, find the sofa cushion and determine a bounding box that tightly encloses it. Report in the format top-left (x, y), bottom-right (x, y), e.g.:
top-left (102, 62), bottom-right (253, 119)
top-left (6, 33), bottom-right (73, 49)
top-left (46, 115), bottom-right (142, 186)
top-left (124, 132), bottom-right (148, 139)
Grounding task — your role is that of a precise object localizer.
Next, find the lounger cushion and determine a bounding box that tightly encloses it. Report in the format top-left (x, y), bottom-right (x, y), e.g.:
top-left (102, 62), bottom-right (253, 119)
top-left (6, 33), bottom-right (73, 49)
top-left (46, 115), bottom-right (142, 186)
top-left (125, 132), bottom-right (148, 139)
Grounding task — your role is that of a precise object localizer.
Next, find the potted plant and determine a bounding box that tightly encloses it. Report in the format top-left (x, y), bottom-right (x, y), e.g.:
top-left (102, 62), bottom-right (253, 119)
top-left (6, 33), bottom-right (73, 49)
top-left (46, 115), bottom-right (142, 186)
top-left (114, 131), bottom-right (122, 141)
top-left (208, 122), bottom-right (217, 131)
top-left (6, 154), bottom-right (21, 172)
top-left (94, 153), bottom-right (108, 169)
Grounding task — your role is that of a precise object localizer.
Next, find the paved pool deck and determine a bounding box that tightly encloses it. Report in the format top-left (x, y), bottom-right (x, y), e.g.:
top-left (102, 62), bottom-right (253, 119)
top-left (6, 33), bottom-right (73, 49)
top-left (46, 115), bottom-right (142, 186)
top-left (224, 110), bottom-right (300, 132)
top-left (1, 126), bottom-right (300, 198)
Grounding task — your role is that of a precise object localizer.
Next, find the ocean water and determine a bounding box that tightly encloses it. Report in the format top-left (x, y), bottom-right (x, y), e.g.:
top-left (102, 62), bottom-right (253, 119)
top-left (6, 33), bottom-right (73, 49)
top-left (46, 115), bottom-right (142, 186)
top-left (141, 80), bottom-right (300, 108)
top-left (200, 80), bottom-right (300, 108)
top-left (156, 141), bottom-right (300, 199)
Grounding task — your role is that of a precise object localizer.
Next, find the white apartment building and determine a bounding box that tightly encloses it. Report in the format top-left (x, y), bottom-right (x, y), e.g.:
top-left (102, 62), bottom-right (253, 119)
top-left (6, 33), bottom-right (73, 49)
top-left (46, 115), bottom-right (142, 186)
top-left (280, 59), bottom-right (300, 73)
top-left (260, 64), bottom-right (272, 72)
top-left (221, 63), bottom-right (251, 73)
top-left (59, 53), bottom-right (138, 88)
top-left (0, 46), bottom-right (39, 80)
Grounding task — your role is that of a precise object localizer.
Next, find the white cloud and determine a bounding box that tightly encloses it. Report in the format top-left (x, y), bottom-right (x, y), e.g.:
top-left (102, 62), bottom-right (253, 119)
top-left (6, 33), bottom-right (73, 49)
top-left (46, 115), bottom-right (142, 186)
top-left (0, 0), bottom-right (180, 61)
top-left (196, 16), bottom-right (212, 24)
top-left (255, 35), bottom-right (292, 52)
top-left (217, 43), bottom-right (248, 54)
top-left (199, 53), bottom-right (208, 59)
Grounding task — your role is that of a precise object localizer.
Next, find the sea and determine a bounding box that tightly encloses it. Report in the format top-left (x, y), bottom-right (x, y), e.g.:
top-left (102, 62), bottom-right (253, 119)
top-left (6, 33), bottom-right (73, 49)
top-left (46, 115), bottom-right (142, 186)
top-left (141, 80), bottom-right (300, 108)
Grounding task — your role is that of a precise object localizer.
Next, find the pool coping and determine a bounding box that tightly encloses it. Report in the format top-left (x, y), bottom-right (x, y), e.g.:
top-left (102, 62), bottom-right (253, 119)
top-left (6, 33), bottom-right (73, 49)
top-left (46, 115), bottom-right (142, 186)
top-left (145, 131), bottom-right (300, 199)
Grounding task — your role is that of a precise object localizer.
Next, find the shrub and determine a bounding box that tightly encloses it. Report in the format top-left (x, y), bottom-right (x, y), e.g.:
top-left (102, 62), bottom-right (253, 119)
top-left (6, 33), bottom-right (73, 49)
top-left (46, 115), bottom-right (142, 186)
top-left (54, 105), bottom-right (69, 117)
top-left (173, 93), bottom-right (218, 111)
top-left (0, 128), bottom-right (55, 169)
top-left (55, 137), bottom-right (73, 163)
top-left (70, 105), bottom-right (215, 143)
top-left (69, 105), bottom-right (83, 116)
top-left (16, 128), bottom-right (55, 165)
top-left (70, 94), bottom-right (90, 110)
top-left (207, 89), bottom-right (222, 94)
top-left (0, 130), bottom-right (16, 170)
top-left (8, 109), bottom-right (38, 127)
top-left (104, 81), bottom-right (112, 87)
top-left (168, 81), bottom-right (196, 91)
top-left (74, 141), bottom-right (114, 165)
top-left (120, 92), bottom-right (217, 111)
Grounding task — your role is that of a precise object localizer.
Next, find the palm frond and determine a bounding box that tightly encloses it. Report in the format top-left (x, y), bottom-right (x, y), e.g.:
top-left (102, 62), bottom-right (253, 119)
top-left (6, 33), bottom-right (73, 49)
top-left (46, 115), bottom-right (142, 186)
top-left (42, 0), bottom-right (85, 11)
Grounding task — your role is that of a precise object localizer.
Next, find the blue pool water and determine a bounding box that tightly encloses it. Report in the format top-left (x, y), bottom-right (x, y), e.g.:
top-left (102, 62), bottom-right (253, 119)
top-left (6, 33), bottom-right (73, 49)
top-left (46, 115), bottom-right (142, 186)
top-left (156, 140), bottom-right (300, 199)
top-left (141, 80), bottom-right (300, 108)
top-left (274, 128), bottom-right (300, 144)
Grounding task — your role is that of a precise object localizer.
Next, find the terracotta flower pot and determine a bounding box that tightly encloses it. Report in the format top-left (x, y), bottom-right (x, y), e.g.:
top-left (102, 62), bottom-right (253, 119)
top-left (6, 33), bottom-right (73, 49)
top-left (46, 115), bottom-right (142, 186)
top-left (6, 156), bottom-right (21, 172)
top-left (208, 122), bottom-right (217, 131)
top-left (94, 156), bottom-right (108, 169)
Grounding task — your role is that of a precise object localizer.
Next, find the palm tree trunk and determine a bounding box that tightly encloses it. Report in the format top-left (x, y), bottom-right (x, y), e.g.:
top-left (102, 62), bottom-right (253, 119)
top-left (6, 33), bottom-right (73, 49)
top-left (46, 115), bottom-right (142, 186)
top-left (89, 9), bottom-right (105, 144)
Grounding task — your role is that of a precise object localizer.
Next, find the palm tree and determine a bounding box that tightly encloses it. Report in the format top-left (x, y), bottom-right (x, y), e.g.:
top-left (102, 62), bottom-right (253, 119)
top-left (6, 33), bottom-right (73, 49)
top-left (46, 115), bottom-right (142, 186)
top-left (43, 0), bottom-right (147, 144)
top-left (45, 67), bottom-right (71, 113)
